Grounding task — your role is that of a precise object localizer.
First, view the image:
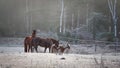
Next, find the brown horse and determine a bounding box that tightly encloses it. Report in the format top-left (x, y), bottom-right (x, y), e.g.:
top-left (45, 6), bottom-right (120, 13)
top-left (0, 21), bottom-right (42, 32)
top-left (31, 37), bottom-right (54, 53)
top-left (24, 30), bottom-right (36, 52)
top-left (24, 36), bottom-right (32, 52)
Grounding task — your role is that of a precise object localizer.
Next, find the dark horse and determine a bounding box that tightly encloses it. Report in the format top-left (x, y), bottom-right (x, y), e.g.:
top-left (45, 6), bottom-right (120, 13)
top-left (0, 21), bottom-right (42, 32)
top-left (50, 38), bottom-right (59, 53)
top-left (31, 37), bottom-right (59, 53)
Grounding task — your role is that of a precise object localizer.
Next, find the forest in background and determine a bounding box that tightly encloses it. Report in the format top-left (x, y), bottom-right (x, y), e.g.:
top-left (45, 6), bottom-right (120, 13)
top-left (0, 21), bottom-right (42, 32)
top-left (0, 0), bottom-right (120, 42)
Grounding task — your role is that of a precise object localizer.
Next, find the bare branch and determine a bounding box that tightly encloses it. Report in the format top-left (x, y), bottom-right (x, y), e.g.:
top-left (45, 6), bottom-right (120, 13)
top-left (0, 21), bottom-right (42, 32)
top-left (107, 0), bottom-right (114, 17)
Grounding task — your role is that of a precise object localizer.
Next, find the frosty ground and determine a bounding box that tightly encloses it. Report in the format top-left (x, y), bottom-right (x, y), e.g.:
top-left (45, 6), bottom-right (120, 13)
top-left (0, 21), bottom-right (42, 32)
top-left (0, 52), bottom-right (120, 68)
top-left (0, 38), bottom-right (120, 68)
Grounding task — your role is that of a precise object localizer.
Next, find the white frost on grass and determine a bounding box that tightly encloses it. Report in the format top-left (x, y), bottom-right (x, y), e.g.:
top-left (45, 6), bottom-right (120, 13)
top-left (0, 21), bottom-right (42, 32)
top-left (0, 53), bottom-right (120, 68)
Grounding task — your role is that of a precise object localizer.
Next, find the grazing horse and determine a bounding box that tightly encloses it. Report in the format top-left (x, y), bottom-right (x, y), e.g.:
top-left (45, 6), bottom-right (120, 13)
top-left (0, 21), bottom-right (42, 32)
top-left (31, 37), bottom-right (53, 53)
top-left (47, 38), bottom-right (59, 53)
top-left (48, 38), bottom-right (59, 47)
top-left (24, 30), bottom-right (36, 52)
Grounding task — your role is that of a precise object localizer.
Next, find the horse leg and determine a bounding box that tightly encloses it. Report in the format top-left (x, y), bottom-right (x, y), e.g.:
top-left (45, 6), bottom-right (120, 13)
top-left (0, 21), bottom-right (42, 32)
top-left (31, 45), bottom-right (33, 52)
top-left (49, 47), bottom-right (51, 53)
top-left (44, 47), bottom-right (47, 53)
top-left (61, 49), bottom-right (65, 55)
top-left (24, 42), bottom-right (27, 52)
top-left (28, 44), bottom-right (30, 52)
top-left (35, 46), bottom-right (38, 53)
top-left (56, 48), bottom-right (58, 55)
top-left (28, 44), bottom-right (32, 52)
top-left (50, 46), bottom-right (53, 53)
top-left (51, 47), bottom-right (54, 53)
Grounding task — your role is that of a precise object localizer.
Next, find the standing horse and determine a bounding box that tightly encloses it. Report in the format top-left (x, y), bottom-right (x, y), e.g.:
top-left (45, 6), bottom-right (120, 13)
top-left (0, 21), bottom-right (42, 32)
top-left (31, 37), bottom-right (53, 53)
top-left (24, 30), bottom-right (36, 52)
top-left (24, 36), bottom-right (32, 52)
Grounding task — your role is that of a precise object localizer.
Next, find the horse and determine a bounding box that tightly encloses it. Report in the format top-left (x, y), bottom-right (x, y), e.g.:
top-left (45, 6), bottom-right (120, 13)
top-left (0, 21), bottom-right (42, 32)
top-left (51, 44), bottom-right (58, 54)
top-left (47, 38), bottom-right (59, 53)
top-left (48, 38), bottom-right (59, 47)
top-left (31, 37), bottom-right (53, 53)
top-left (24, 36), bottom-right (33, 52)
top-left (24, 30), bottom-right (37, 53)
top-left (56, 42), bottom-right (70, 55)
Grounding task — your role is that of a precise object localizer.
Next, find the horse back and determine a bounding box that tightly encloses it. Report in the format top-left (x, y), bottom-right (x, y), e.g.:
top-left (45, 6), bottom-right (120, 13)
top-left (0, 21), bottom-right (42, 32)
top-left (32, 37), bottom-right (53, 47)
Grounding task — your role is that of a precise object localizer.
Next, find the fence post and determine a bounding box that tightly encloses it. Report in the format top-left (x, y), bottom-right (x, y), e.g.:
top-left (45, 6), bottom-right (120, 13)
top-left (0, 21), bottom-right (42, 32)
top-left (94, 40), bottom-right (97, 52)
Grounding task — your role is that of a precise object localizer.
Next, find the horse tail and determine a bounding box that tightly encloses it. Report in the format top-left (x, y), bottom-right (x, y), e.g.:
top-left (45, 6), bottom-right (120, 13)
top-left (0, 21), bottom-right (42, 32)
top-left (24, 37), bottom-right (28, 52)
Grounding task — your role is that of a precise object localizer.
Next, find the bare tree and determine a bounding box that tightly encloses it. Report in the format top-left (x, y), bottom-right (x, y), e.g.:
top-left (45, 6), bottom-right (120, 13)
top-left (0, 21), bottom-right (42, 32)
top-left (63, 7), bottom-right (66, 34)
top-left (71, 13), bottom-right (74, 30)
top-left (77, 10), bottom-right (80, 28)
top-left (59, 0), bottom-right (64, 33)
top-left (107, 0), bottom-right (118, 39)
top-left (26, 0), bottom-right (30, 34)
top-left (107, 0), bottom-right (118, 51)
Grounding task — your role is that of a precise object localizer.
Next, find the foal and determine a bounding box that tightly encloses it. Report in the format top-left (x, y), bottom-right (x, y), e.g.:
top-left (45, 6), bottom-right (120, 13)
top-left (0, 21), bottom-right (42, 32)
top-left (57, 42), bottom-right (70, 55)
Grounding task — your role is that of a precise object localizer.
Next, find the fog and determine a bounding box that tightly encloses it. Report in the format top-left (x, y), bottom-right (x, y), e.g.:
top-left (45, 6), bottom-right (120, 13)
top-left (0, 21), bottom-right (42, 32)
top-left (0, 0), bottom-right (120, 40)
top-left (0, 0), bottom-right (61, 35)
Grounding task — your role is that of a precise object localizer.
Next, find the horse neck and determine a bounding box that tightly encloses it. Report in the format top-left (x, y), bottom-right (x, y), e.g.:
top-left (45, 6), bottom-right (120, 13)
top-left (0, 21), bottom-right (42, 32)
top-left (32, 34), bottom-right (36, 38)
top-left (31, 31), bottom-right (36, 38)
top-left (50, 39), bottom-right (58, 46)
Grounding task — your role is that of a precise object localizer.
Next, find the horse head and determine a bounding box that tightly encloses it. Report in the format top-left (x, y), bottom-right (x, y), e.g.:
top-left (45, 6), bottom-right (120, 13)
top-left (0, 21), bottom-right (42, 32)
top-left (66, 42), bottom-right (70, 49)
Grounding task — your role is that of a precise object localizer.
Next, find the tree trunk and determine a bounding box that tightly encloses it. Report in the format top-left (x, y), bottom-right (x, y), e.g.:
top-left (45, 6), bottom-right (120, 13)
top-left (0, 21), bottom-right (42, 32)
top-left (71, 13), bottom-right (74, 31)
top-left (107, 0), bottom-right (118, 51)
top-left (26, 0), bottom-right (30, 34)
top-left (107, 0), bottom-right (118, 38)
top-left (59, 0), bottom-right (64, 33)
top-left (77, 10), bottom-right (80, 28)
top-left (63, 8), bottom-right (66, 34)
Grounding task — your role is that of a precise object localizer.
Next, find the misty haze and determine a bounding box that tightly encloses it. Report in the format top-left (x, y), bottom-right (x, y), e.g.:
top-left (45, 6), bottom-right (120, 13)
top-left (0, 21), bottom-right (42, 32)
top-left (0, 0), bottom-right (120, 68)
